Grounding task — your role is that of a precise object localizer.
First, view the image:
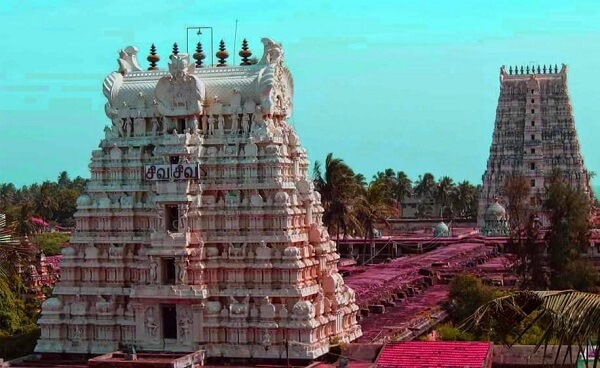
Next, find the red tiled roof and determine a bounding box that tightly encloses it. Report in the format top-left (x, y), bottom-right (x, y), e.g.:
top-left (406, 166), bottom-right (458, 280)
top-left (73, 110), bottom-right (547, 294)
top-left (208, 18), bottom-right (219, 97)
top-left (376, 341), bottom-right (492, 368)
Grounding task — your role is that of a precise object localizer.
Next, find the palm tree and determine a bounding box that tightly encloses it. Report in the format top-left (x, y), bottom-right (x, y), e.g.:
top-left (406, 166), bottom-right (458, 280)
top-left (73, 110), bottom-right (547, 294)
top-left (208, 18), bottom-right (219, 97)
top-left (14, 202), bottom-right (35, 236)
top-left (464, 290), bottom-right (600, 367)
top-left (356, 182), bottom-right (396, 238)
top-left (414, 172), bottom-right (436, 199)
top-left (435, 176), bottom-right (455, 218)
top-left (371, 169), bottom-right (397, 203)
top-left (451, 180), bottom-right (477, 219)
top-left (414, 173), bottom-right (436, 219)
top-left (393, 171), bottom-right (412, 218)
top-left (313, 153), bottom-right (363, 239)
top-left (34, 181), bottom-right (59, 221)
top-left (57, 171), bottom-right (71, 188)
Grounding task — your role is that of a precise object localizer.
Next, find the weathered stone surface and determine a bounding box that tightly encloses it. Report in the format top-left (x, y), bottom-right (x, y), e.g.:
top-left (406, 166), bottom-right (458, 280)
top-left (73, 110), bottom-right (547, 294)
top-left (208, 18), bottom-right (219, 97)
top-left (478, 65), bottom-right (593, 226)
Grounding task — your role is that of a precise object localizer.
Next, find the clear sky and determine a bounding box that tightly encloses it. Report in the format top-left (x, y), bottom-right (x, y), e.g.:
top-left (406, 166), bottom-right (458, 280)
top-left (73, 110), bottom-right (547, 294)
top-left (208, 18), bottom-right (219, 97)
top-left (1, 0), bottom-right (600, 187)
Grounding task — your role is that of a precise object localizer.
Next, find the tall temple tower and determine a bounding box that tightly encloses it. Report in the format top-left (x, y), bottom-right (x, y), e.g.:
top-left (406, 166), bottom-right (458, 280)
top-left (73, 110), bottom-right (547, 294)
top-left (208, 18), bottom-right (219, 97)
top-left (478, 64), bottom-right (593, 226)
top-left (36, 38), bottom-right (361, 359)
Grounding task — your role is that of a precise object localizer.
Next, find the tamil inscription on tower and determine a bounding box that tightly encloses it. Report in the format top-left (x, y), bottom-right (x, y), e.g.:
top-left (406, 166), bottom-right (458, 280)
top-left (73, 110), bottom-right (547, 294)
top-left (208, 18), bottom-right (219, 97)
top-left (478, 64), bottom-right (593, 226)
top-left (36, 38), bottom-right (361, 359)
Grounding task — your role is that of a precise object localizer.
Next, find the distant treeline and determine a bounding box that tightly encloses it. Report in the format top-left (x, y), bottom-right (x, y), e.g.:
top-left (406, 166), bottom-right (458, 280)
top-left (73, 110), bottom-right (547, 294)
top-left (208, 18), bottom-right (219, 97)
top-left (0, 171), bottom-right (88, 235)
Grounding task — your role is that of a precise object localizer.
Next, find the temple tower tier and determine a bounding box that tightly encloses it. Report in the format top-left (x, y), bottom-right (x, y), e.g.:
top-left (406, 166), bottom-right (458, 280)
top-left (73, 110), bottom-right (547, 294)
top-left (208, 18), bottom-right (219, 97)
top-left (36, 38), bottom-right (361, 359)
top-left (478, 64), bottom-right (593, 227)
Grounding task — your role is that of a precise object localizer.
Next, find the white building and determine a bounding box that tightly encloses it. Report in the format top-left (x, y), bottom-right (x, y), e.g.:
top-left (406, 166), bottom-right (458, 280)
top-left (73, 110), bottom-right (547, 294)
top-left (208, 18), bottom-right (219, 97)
top-left (36, 38), bottom-right (361, 360)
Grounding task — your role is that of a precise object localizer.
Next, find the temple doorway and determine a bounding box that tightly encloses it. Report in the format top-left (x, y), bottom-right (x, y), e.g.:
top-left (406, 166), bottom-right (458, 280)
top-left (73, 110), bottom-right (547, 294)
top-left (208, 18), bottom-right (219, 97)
top-left (161, 304), bottom-right (177, 339)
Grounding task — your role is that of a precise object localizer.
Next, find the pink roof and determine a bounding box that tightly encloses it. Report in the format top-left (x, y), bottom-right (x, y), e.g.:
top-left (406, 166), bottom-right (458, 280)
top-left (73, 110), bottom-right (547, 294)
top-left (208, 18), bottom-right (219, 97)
top-left (377, 341), bottom-right (492, 368)
top-left (30, 216), bottom-right (49, 227)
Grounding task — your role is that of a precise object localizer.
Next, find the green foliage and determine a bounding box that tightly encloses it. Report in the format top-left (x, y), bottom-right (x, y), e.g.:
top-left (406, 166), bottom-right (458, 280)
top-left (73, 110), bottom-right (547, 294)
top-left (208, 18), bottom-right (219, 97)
top-left (436, 323), bottom-right (474, 341)
top-left (0, 171), bottom-right (88, 229)
top-left (33, 232), bottom-right (70, 256)
top-left (464, 290), bottom-right (600, 366)
top-left (544, 176), bottom-right (592, 289)
top-left (563, 259), bottom-right (598, 292)
top-left (0, 327), bottom-right (40, 360)
top-left (0, 276), bottom-right (35, 336)
top-left (448, 273), bottom-right (502, 324)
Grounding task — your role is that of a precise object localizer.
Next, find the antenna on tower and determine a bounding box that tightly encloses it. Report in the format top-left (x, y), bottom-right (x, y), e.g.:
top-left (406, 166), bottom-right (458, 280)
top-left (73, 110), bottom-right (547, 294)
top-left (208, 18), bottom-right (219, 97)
top-left (233, 19), bottom-right (239, 65)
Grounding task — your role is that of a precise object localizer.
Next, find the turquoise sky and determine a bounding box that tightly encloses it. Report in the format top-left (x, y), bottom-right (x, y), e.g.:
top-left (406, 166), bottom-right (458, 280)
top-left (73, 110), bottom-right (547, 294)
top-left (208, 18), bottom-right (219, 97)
top-left (1, 0), bottom-right (600, 187)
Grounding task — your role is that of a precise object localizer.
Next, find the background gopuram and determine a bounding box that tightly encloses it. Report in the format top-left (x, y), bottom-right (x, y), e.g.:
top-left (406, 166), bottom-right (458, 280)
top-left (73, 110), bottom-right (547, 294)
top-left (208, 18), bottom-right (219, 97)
top-left (478, 64), bottom-right (593, 226)
top-left (36, 38), bottom-right (361, 359)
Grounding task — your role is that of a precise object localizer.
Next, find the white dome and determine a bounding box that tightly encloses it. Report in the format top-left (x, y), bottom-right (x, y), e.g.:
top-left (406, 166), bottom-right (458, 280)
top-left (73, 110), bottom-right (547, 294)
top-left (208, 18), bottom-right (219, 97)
top-left (76, 194), bottom-right (92, 207)
top-left (433, 222), bottom-right (450, 237)
top-left (42, 297), bottom-right (62, 312)
top-left (485, 201), bottom-right (507, 220)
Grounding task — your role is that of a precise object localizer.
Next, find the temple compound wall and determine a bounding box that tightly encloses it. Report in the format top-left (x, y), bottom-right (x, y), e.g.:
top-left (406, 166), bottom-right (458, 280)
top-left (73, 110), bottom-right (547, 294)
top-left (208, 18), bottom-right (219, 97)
top-left (478, 64), bottom-right (593, 226)
top-left (36, 38), bottom-right (361, 359)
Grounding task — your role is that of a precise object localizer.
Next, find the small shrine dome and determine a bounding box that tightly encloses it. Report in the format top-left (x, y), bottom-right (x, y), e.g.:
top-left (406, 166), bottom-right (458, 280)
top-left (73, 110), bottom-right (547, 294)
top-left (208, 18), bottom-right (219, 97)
top-left (41, 297), bottom-right (62, 312)
top-left (485, 199), bottom-right (507, 221)
top-left (433, 221), bottom-right (450, 237)
top-left (76, 194), bottom-right (92, 207)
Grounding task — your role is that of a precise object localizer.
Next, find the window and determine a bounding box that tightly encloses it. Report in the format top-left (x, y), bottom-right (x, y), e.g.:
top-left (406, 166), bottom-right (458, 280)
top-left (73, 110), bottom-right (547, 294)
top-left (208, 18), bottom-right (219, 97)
top-left (531, 148), bottom-right (536, 154)
top-left (531, 121), bottom-right (535, 126)
top-left (531, 109), bottom-right (535, 114)
top-left (530, 163), bottom-right (535, 170)
top-left (166, 205), bottom-right (179, 232)
top-left (162, 258), bottom-right (176, 284)
top-left (169, 155), bottom-right (180, 164)
top-left (531, 89), bottom-right (534, 94)
top-left (530, 179), bottom-right (536, 187)
top-left (531, 99), bottom-right (534, 103)
top-left (177, 118), bottom-right (185, 132)
top-left (531, 134), bottom-right (535, 140)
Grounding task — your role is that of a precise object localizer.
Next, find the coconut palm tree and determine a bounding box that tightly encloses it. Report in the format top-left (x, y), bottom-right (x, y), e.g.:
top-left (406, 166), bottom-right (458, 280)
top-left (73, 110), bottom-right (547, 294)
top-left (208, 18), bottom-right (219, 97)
top-left (57, 171), bottom-right (71, 188)
top-left (414, 172), bottom-right (436, 199)
top-left (464, 290), bottom-right (600, 367)
top-left (34, 181), bottom-right (59, 222)
top-left (451, 180), bottom-right (477, 219)
top-left (313, 153), bottom-right (363, 238)
top-left (355, 182), bottom-right (396, 239)
top-left (393, 171), bottom-right (412, 218)
top-left (435, 176), bottom-right (455, 217)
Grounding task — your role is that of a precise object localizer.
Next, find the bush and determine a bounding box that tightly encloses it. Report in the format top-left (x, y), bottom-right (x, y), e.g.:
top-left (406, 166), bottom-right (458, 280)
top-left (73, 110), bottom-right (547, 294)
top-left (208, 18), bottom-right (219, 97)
top-left (436, 323), bottom-right (474, 341)
top-left (448, 273), bottom-right (503, 323)
top-left (0, 327), bottom-right (40, 360)
top-left (33, 232), bottom-right (70, 256)
top-left (563, 259), bottom-right (599, 292)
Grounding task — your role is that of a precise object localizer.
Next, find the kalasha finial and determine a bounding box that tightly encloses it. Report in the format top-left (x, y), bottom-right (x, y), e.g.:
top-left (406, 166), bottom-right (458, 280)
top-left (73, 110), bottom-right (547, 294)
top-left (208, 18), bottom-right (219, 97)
top-left (239, 38), bottom-right (252, 66)
top-left (193, 42), bottom-right (205, 68)
top-left (554, 64), bottom-right (558, 73)
top-left (508, 66), bottom-right (512, 74)
top-left (543, 65), bottom-right (547, 74)
top-left (526, 65), bottom-right (530, 74)
top-left (147, 44), bottom-right (160, 70)
top-left (216, 39), bottom-right (229, 67)
top-left (537, 65), bottom-right (541, 74)
top-left (172, 43), bottom-right (179, 56)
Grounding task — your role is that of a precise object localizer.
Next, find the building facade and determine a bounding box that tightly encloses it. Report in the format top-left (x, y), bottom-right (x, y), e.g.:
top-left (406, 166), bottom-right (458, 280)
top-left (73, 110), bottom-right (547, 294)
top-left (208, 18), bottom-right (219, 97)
top-left (478, 64), bottom-right (593, 226)
top-left (36, 38), bottom-right (361, 359)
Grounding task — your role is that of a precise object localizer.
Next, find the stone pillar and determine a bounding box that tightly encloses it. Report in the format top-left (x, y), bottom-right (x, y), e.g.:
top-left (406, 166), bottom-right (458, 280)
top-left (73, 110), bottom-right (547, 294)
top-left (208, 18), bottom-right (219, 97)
top-left (192, 303), bottom-right (205, 343)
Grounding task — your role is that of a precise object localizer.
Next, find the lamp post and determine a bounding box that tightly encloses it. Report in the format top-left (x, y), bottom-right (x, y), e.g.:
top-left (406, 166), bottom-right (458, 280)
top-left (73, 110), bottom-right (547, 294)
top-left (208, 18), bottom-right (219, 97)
top-left (186, 26), bottom-right (214, 67)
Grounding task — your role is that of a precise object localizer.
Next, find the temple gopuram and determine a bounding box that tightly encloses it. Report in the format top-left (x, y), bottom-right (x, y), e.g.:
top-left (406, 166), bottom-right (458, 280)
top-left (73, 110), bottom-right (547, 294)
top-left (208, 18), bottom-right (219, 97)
top-left (478, 64), bottom-right (593, 226)
top-left (35, 38), bottom-right (361, 360)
